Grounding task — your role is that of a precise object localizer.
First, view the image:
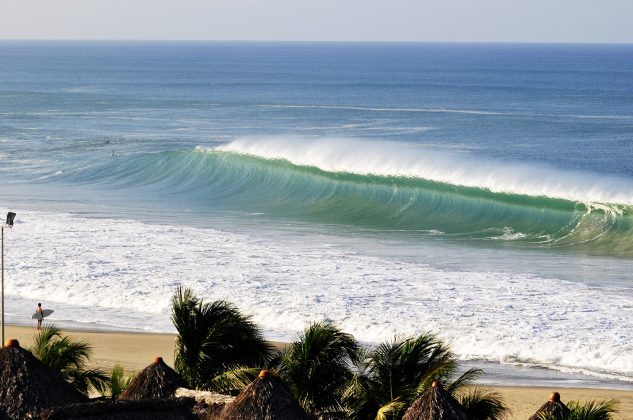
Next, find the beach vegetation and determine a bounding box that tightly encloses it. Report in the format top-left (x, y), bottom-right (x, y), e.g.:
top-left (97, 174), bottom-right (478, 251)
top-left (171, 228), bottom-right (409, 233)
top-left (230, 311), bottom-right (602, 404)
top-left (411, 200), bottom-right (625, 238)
top-left (274, 321), bottom-right (359, 417)
top-left (28, 325), bottom-right (108, 395)
top-left (171, 286), bottom-right (273, 389)
top-left (98, 364), bottom-right (134, 400)
top-left (210, 366), bottom-right (263, 394)
top-left (459, 387), bottom-right (510, 420)
top-left (170, 290), bottom-right (510, 419)
top-left (537, 399), bottom-right (619, 420)
top-left (342, 333), bottom-right (508, 419)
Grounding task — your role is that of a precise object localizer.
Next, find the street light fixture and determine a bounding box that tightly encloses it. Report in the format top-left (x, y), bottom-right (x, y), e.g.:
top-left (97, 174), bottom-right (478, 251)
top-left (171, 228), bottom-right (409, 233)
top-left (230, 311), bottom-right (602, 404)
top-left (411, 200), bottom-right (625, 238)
top-left (1, 211), bottom-right (16, 343)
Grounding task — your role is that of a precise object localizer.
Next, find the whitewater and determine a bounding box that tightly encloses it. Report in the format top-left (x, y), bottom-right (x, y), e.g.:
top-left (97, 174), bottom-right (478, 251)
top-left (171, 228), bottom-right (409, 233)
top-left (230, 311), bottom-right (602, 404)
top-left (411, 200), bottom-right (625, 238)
top-left (4, 210), bottom-right (633, 384)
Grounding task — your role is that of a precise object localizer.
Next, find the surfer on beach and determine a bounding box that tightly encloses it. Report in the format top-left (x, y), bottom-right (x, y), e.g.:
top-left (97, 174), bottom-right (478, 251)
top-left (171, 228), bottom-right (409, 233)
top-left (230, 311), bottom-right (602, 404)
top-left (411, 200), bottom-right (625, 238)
top-left (35, 303), bottom-right (43, 330)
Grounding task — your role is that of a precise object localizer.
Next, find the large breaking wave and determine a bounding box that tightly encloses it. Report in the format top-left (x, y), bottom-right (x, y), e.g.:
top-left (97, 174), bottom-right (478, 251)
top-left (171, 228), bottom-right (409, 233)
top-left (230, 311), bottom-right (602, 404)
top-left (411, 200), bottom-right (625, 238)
top-left (71, 137), bottom-right (633, 255)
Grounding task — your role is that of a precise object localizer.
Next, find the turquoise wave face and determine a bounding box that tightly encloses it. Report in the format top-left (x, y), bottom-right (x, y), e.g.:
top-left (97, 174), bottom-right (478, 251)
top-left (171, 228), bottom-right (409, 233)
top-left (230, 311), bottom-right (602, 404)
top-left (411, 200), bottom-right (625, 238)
top-left (71, 149), bottom-right (633, 255)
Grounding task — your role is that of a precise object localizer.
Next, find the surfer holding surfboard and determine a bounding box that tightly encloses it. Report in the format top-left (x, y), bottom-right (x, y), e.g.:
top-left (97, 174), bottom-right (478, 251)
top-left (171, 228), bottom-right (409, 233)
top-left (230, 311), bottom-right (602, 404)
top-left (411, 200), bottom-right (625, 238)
top-left (32, 303), bottom-right (54, 330)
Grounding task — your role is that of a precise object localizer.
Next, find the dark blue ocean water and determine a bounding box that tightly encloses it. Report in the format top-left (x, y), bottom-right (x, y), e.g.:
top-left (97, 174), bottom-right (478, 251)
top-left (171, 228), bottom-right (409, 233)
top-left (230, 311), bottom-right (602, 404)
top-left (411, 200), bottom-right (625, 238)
top-left (1, 42), bottom-right (633, 385)
top-left (1, 41), bottom-right (632, 176)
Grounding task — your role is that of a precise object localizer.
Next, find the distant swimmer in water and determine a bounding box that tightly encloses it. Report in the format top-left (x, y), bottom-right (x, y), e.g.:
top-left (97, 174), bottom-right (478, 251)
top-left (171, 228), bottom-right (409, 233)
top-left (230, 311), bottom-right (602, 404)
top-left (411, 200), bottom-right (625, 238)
top-left (35, 303), bottom-right (43, 330)
top-left (105, 140), bottom-right (110, 144)
top-left (112, 149), bottom-right (115, 156)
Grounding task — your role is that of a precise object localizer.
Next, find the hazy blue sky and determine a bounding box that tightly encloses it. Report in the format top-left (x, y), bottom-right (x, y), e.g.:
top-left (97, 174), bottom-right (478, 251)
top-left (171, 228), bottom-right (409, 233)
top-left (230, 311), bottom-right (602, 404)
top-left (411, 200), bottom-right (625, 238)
top-left (2, 0), bottom-right (632, 43)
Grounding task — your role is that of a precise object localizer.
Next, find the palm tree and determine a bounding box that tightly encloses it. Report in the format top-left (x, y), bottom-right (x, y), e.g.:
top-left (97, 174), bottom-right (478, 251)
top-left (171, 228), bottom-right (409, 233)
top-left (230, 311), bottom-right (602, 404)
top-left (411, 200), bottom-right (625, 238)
top-left (274, 321), bottom-right (359, 417)
top-left (171, 287), bottom-right (273, 389)
top-left (537, 400), bottom-right (619, 420)
top-left (28, 325), bottom-right (108, 395)
top-left (343, 332), bottom-right (508, 420)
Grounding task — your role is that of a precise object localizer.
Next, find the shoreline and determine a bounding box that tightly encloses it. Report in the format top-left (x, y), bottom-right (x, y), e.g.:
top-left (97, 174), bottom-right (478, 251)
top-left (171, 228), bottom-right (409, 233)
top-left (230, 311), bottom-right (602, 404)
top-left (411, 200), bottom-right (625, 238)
top-left (6, 324), bottom-right (633, 419)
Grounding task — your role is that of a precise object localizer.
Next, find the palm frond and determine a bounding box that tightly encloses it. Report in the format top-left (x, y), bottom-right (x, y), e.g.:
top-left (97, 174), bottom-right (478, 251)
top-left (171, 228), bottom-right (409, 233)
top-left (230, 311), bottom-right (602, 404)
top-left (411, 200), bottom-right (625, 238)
top-left (459, 387), bottom-right (509, 420)
top-left (445, 368), bottom-right (484, 396)
top-left (277, 321), bottom-right (358, 416)
top-left (209, 367), bottom-right (262, 395)
top-left (566, 399), bottom-right (619, 420)
top-left (65, 368), bottom-right (109, 395)
top-left (27, 324), bottom-right (104, 395)
top-left (343, 332), bottom-right (463, 419)
top-left (376, 399), bottom-right (406, 420)
top-left (171, 286), bottom-right (272, 389)
top-left (97, 364), bottom-right (135, 400)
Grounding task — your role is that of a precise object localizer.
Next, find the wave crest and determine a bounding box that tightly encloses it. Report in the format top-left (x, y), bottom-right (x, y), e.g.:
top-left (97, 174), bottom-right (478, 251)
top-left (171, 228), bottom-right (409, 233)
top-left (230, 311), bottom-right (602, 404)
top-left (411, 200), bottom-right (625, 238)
top-left (215, 137), bottom-right (633, 205)
top-left (69, 137), bottom-right (633, 255)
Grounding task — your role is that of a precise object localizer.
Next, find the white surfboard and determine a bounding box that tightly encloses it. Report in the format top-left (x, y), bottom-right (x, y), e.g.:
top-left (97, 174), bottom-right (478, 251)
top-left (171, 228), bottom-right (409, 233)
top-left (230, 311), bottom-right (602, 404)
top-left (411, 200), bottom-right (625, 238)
top-left (32, 309), bottom-right (54, 320)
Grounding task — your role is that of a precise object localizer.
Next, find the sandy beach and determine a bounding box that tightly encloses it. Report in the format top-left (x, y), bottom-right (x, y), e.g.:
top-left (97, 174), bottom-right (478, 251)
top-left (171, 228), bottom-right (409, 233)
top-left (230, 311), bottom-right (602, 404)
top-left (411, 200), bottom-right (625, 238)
top-left (6, 324), bottom-right (632, 419)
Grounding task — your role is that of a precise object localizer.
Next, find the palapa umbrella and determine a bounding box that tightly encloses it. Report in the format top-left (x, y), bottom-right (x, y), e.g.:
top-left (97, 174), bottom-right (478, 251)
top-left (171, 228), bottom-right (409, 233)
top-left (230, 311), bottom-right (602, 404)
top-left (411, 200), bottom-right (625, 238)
top-left (218, 369), bottom-right (310, 420)
top-left (529, 392), bottom-right (570, 420)
top-left (402, 381), bottom-right (470, 420)
top-left (0, 338), bottom-right (87, 419)
top-left (118, 356), bottom-right (188, 400)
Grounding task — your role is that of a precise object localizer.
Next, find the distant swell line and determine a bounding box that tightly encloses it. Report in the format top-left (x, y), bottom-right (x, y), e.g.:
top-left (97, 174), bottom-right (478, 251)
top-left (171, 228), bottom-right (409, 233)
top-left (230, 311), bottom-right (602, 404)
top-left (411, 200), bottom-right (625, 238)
top-left (258, 104), bottom-right (504, 116)
top-left (257, 105), bottom-right (633, 120)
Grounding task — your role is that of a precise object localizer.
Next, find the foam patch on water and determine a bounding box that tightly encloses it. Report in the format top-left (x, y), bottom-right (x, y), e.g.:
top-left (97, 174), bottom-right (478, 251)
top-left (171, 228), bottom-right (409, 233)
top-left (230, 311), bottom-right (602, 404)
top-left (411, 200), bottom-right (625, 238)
top-left (216, 137), bottom-right (633, 205)
top-left (4, 211), bottom-right (633, 381)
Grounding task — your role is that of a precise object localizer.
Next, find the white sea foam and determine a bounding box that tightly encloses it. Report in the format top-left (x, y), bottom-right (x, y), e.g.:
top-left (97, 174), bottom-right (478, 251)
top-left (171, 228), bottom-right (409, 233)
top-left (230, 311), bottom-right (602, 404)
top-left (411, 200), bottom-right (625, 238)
top-left (4, 210), bottom-right (633, 380)
top-left (215, 137), bottom-right (633, 204)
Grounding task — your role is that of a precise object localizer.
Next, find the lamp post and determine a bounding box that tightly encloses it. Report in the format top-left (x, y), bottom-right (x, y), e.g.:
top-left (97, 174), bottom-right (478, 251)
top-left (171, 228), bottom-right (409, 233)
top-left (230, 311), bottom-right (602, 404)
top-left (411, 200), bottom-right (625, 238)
top-left (1, 211), bottom-right (16, 344)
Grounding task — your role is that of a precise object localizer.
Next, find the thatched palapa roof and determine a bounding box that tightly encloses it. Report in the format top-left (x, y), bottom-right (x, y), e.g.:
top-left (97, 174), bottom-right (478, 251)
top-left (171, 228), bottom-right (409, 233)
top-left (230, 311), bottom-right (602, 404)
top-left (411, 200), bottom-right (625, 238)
top-left (41, 397), bottom-right (197, 420)
top-left (402, 381), bottom-right (470, 420)
top-left (118, 356), bottom-right (188, 401)
top-left (529, 392), bottom-right (570, 420)
top-left (0, 338), bottom-right (87, 419)
top-left (218, 369), bottom-right (310, 420)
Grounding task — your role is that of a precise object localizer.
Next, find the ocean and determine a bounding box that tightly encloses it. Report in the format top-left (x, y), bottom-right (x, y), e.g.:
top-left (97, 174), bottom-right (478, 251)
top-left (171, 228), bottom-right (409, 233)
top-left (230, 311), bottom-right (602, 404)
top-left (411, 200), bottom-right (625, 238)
top-left (1, 41), bottom-right (632, 387)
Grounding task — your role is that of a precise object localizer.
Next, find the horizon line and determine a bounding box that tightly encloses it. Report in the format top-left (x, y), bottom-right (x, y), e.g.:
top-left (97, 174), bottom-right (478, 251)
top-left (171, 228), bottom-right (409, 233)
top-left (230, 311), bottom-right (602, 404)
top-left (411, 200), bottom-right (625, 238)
top-left (0, 38), bottom-right (632, 46)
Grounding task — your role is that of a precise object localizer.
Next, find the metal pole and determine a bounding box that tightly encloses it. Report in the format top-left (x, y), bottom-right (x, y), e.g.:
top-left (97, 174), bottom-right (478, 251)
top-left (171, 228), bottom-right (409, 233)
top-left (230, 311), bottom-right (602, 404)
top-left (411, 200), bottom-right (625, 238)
top-left (1, 224), bottom-right (4, 344)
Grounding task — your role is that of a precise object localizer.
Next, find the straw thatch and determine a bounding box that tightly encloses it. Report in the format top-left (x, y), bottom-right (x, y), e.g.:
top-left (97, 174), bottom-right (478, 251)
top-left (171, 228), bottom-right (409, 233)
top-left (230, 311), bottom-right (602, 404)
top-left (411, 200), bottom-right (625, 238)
top-left (118, 357), bottom-right (187, 401)
top-left (175, 388), bottom-right (234, 406)
top-left (175, 388), bottom-right (235, 420)
top-left (40, 397), bottom-right (197, 420)
top-left (402, 382), bottom-right (470, 420)
top-left (0, 407), bottom-right (10, 420)
top-left (0, 339), bottom-right (87, 419)
top-left (529, 392), bottom-right (570, 420)
top-left (218, 370), bottom-right (310, 420)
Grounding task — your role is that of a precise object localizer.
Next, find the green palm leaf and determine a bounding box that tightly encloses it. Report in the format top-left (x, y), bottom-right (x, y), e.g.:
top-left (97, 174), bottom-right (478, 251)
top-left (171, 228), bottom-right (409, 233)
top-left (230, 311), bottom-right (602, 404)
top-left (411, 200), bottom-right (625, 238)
top-left (97, 364), bottom-right (135, 400)
top-left (171, 287), bottom-right (273, 389)
top-left (28, 325), bottom-right (107, 395)
top-left (566, 400), bottom-right (619, 420)
top-left (459, 387), bottom-right (509, 420)
top-left (275, 321), bottom-right (359, 416)
top-left (376, 399), bottom-right (406, 420)
top-left (344, 332), bottom-right (458, 419)
top-left (209, 366), bottom-right (262, 395)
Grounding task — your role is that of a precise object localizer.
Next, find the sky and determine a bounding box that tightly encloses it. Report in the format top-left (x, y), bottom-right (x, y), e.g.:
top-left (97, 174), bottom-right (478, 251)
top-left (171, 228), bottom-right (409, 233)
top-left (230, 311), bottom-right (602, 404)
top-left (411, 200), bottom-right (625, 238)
top-left (1, 0), bottom-right (632, 43)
